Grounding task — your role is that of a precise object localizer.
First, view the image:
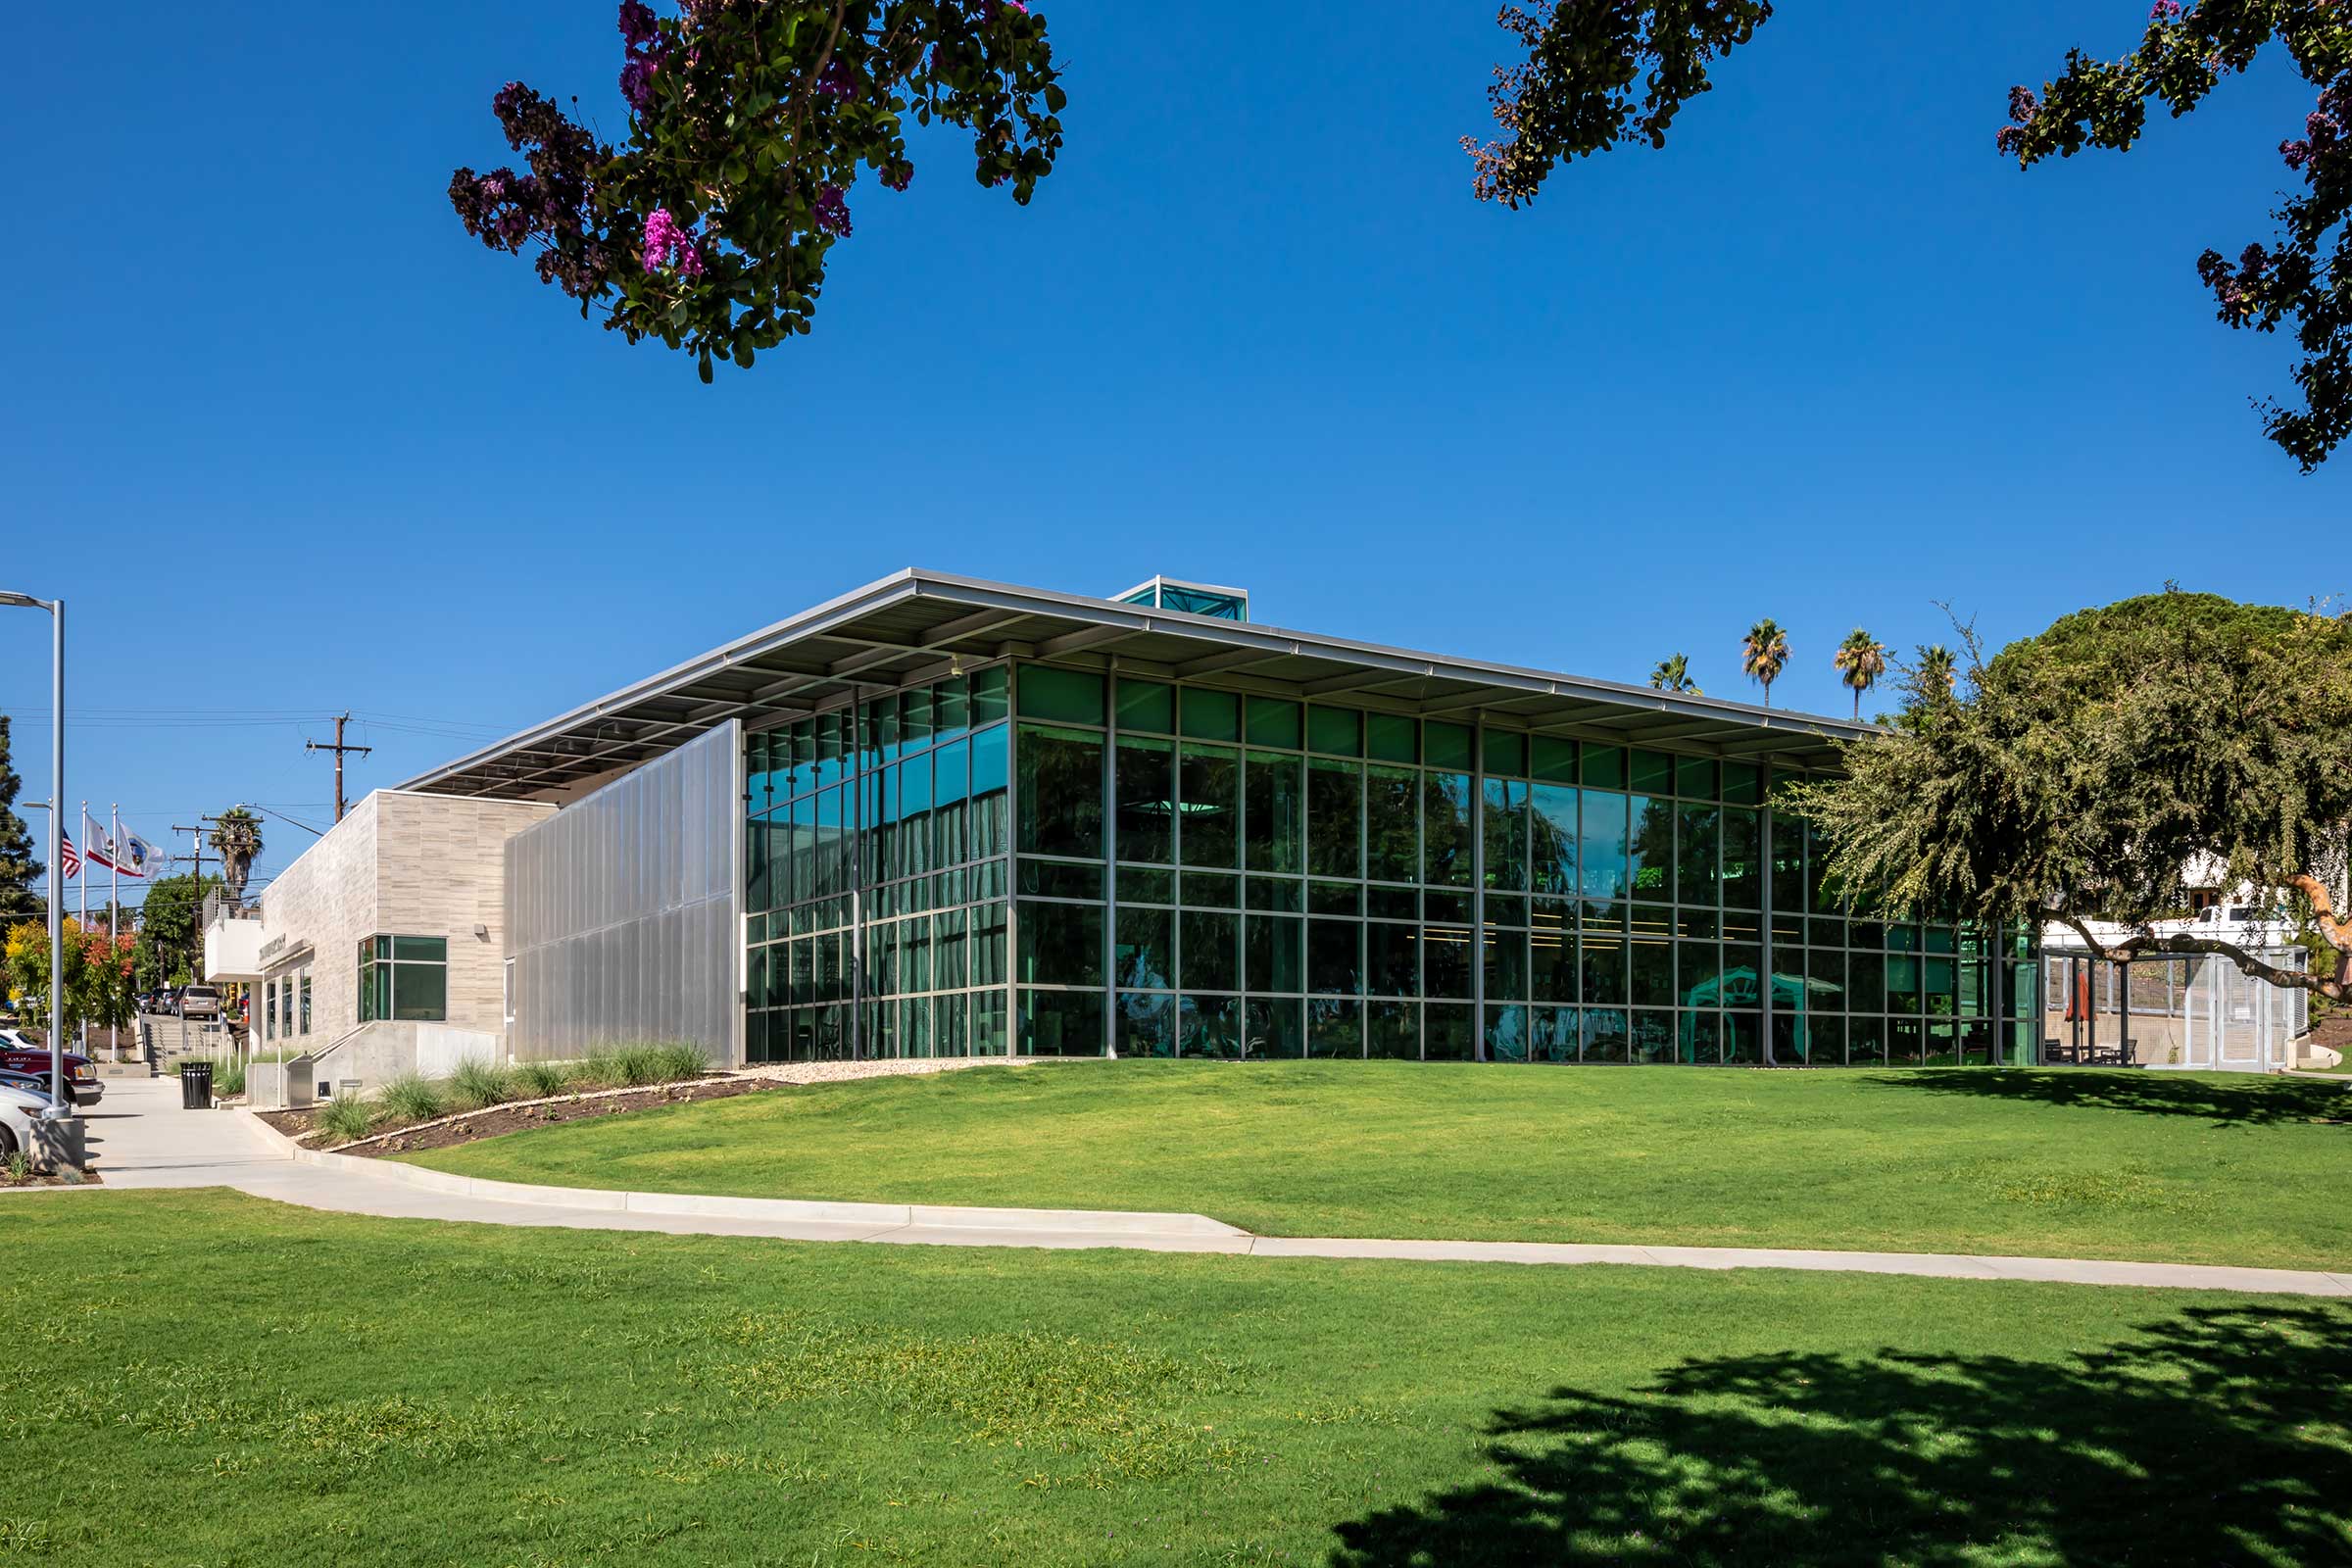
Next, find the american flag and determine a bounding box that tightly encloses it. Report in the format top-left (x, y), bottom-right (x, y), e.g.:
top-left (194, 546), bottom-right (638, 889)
top-left (58, 831), bottom-right (81, 879)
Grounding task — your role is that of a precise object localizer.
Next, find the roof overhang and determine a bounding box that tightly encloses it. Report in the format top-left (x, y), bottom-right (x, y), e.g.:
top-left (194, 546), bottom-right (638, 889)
top-left (398, 568), bottom-right (1879, 801)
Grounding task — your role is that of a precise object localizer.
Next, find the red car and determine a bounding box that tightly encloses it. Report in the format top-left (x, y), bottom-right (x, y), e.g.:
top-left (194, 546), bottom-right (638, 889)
top-left (0, 1031), bottom-right (103, 1106)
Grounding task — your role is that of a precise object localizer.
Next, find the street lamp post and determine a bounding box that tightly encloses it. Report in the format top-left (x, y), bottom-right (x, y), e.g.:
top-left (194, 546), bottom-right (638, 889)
top-left (0, 591), bottom-right (68, 1120)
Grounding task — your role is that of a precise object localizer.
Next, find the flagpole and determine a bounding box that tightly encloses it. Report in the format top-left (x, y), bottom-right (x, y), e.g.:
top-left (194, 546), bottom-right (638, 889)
top-left (110, 804), bottom-right (122, 1061)
top-left (77, 800), bottom-right (88, 1061)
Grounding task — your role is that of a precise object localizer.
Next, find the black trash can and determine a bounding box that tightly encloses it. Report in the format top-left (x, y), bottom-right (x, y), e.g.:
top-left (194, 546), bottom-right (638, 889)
top-left (180, 1060), bottom-right (213, 1109)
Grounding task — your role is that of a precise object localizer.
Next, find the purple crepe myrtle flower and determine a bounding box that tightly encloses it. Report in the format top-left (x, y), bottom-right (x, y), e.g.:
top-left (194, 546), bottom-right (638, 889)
top-left (2148, 1), bottom-right (2181, 21)
top-left (641, 206), bottom-right (705, 277)
top-left (816, 57), bottom-right (856, 102)
top-left (621, 55), bottom-right (660, 111)
top-left (618, 0), bottom-right (659, 46)
top-left (880, 160), bottom-right (913, 192)
top-left (813, 184), bottom-right (852, 236)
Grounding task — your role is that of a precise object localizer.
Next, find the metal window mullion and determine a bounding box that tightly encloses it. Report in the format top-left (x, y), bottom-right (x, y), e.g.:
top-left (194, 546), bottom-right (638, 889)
top-left (1760, 792), bottom-right (1775, 1066)
top-left (1104, 674), bottom-right (1119, 1058)
top-left (1470, 716), bottom-right (1485, 1062)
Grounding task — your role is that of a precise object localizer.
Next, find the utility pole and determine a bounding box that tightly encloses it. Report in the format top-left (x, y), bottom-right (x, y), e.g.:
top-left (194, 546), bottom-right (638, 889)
top-left (306, 712), bottom-right (371, 823)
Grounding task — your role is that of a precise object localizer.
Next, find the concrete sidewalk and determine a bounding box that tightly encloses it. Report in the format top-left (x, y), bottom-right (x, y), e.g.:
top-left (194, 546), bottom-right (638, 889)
top-left (41, 1077), bottom-right (2352, 1298)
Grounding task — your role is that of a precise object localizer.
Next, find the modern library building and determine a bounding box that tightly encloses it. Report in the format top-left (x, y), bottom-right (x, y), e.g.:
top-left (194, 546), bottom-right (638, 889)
top-left (398, 570), bottom-right (2040, 1071)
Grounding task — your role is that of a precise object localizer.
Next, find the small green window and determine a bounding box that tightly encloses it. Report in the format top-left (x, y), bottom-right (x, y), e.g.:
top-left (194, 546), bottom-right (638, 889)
top-left (1116, 678), bottom-right (1174, 734)
top-left (1246, 696), bottom-right (1302, 750)
top-left (1722, 760), bottom-right (1762, 806)
top-left (1531, 735), bottom-right (1578, 784)
top-left (1181, 688), bottom-right (1241, 741)
top-left (1366, 712), bottom-right (1418, 764)
top-left (1482, 730), bottom-right (1527, 779)
top-left (971, 664), bottom-right (1010, 724)
top-left (1630, 749), bottom-right (1674, 794)
top-left (1018, 665), bottom-right (1106, 725)
top-left (1425, 721), bottom-right (1473, 772)
top-left (1306, 705), bottom-right (1362, 757)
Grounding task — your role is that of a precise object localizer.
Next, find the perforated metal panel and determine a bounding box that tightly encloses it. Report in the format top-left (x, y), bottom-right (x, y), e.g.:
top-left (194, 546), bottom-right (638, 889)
top-left (504, 720), bottom-right (742, 1064)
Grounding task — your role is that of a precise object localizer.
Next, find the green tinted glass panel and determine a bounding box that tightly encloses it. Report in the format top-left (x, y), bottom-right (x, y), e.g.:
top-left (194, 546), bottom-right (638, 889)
top-left (392, 936), bottom-right (446, 962)
top-left (1722, 760), bottom-right (1762, 806)
top-left (1532, 735), bottom-right (1578, 784)
top-left (1017, 901), bottom-right (1103, 987)
top-left (1246, 697), bottom-right (1302, 750)
top-left (1181, 688), bottom-right (1241, 741)
top-left (1306, 705), bottom-right (1362, 757)
top-left (1113, 737), bottom-right (1175, 864)
top-left (1630, 749), bottom-right (1674, 794)
top-left (1482, 729), bottom-right (1527, 778)
top-left (1178, 744), bottom-right (1240, 866)
top-left (1676, 756), bottom-right (1718, 800)
top-left (1015, 725), bottom-right (1103, 859)
top-left (1116, 678), bottom-right (1174, 734)
top-left (1118, 865), bottom-right (1174, 904)
top-left (1425, 721), bottom-right (1473, 771)
top-left (1366, 712), bottom-right (1419, 763)
top-left (393, 961), bottom-right (447, 1021)
top-left (1018, 665), bottom-right (1106, 725)
top-left (1581, 746), bottom-right (1627, 790)
top-left (971, 664), bottom-right (1009, 724)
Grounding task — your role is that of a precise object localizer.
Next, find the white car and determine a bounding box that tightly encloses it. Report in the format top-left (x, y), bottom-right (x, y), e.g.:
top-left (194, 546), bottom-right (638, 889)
top-left (0, 1082), bottom-right (59, 1168)
top-left (2159, 904), bottom-right (2297, 950)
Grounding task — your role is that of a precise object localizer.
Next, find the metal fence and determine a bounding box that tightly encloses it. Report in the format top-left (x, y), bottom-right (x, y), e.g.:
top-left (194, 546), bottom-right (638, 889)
top-left (503, 719), bottom-right (742, 1065)
top-left (2038, 944), bottom-right (2309, 1071)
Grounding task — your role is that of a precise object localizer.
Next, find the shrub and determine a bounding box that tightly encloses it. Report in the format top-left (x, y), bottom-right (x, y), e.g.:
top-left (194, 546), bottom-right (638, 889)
top-left (195, 1056), bottom-right (247, 1098)
top-left (446, 1057), bottom-right (519, 1112)
top-left (378, 1072), bottom-right (446, 1125)
top-left (315, 1095), bottom-right (379, 1144)
top-left (573, 1050), bottom-right (624, 1090)
top-left (607, 1042), bottom-right (709, 1087)
top-left (514, 1060), bottom-right (572, 1100)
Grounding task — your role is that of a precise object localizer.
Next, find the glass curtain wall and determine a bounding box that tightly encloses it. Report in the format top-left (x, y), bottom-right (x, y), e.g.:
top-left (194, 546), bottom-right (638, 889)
top-left (1006, 663), bottom-right (2035, 1063)
top-left (744, 666), bottom-right (1010, 1061)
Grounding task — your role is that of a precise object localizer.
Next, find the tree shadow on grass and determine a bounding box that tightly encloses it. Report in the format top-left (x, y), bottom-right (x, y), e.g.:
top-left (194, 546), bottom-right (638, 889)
top-left (1867, 1067), bottom-right (2350, 1127)
top-left (1329, 1304), bottom-right (2352, 1567)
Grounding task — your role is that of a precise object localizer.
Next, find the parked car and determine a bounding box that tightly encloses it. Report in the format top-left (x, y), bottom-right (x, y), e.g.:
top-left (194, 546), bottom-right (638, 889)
top-left (2154, 904), bottom-right (2296, 950)
top-left (173, 985), bottom-right (222, 1020)
top-left (0, 1081), bottom-right (53, 1163)
top-left (0, 1031), bottom-right (103, 1106)
top-left (0, 1067), bottom-right (54, 1102)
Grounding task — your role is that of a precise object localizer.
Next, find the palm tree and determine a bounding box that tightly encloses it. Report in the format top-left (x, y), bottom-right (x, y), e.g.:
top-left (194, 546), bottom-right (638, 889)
top-left (1831, 627), bottom-right (1887, 719)
top-left (1648, 654), bottom-right (1700, 694)
top-left (209, 806), bottom-right (264, 902)
top-left (1917, 644), bottom-right (1958, 698)
top-left (1740, 618), bottom-right (1790, 708)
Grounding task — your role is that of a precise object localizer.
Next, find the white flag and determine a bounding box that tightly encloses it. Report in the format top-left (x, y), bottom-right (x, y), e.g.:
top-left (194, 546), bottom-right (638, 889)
top-left (116, 829), bottom-right (158, 879)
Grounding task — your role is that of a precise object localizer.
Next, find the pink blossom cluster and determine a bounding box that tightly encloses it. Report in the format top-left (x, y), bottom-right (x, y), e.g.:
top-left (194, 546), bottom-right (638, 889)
top-left (642, 207), bottom-right (705, 276)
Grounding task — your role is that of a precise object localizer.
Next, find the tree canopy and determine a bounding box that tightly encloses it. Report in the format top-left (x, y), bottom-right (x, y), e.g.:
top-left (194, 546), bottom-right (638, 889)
top-left (0, 716), bottom-right (41, 923)
top-left (451, 0), bottom-right (1062, 381)
top-left (1792, 590), bottom-right (2352, 1002)
top-left (1460, 2), bottom-right (2352, 469)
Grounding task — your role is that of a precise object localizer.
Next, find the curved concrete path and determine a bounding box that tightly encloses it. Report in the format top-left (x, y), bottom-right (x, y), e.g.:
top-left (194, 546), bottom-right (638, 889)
top-left (32, 1078), bottom-right (2352, 1298)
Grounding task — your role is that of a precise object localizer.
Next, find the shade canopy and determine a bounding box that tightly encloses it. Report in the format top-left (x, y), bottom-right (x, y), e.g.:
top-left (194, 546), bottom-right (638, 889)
top-left (399, 569), bottom-right (1875, 801)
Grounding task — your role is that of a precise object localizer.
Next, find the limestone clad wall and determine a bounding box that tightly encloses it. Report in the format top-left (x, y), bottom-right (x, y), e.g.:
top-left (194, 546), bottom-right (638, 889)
top-left (253, 791), bottom-right (555, 1048)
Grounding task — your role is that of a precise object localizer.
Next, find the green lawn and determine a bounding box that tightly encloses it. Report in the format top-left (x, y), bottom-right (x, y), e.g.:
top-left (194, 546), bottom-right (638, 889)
top-left (408, 1061), bottom-right (2352, 1271)
top-left (5, 1190), bottom-right (2347, 1566)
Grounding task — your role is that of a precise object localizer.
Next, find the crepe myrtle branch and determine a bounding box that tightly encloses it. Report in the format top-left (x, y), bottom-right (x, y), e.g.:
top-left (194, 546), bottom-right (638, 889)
top-left (449, 1), bottom-right (1064, 378)
top-left (2048, 905), bottom-right (2348, 1004)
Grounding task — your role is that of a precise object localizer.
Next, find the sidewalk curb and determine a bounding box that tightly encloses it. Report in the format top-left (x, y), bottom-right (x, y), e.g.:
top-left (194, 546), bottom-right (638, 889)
top-left (238, 1108), bottom-right (1245, 1238)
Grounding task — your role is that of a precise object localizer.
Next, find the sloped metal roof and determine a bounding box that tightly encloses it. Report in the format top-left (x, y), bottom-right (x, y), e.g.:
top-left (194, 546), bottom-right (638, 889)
top-left (399, 568), bottom-right (1874, 800)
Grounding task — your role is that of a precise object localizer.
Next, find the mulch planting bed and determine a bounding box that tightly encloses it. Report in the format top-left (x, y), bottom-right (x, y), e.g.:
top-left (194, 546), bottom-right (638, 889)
top-left (1, 1168), bottom-right (103, 1188)
top-left (259, 1076), bottom-right (780, 1157)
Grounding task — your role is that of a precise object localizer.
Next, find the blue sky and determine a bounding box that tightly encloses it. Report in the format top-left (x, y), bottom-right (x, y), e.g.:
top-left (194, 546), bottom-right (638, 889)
top-left (3, 2), bottom-right (2338, 905)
